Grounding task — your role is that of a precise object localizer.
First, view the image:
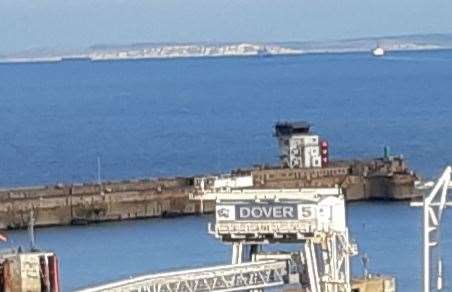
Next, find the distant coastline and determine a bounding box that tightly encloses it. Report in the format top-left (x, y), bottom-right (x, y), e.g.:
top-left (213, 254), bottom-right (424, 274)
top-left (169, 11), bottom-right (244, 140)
top-left (1, 33), bottom-right (452, 64)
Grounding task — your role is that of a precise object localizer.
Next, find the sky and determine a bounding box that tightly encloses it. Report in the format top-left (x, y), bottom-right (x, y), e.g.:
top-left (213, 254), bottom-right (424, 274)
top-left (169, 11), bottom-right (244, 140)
top-left (1, 0), bottom-right (452, 53)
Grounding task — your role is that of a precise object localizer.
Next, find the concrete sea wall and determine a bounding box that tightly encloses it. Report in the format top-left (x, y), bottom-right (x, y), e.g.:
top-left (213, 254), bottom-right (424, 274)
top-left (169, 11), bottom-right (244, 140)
top-left (0, 178), bottom-right (215, 229)
top-left (0, 158), bottom-right (418, 230)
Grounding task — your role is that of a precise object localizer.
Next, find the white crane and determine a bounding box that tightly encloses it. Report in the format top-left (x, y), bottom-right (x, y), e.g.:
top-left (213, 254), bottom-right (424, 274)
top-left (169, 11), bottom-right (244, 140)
top-left (411, 166), bottom-right (452, 292)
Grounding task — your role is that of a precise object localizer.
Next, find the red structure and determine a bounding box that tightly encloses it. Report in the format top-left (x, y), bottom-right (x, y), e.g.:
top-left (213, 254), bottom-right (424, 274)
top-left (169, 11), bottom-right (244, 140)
top-left (320, 140), bottom-right (329, 167)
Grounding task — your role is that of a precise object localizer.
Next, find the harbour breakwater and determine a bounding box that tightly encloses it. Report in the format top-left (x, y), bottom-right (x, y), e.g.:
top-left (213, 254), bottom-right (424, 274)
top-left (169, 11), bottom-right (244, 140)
top-left (0, 156), bottom-right (418, 230)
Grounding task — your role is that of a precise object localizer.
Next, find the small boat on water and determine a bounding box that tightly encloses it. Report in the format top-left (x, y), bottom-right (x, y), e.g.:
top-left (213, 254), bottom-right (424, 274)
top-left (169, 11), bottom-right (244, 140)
top-left (372, 43), bottom-right (385, 57)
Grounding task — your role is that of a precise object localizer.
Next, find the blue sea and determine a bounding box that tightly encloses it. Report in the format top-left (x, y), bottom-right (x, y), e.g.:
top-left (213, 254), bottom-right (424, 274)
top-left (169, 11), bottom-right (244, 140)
top-left (1, 50), bottom-right (452, 291)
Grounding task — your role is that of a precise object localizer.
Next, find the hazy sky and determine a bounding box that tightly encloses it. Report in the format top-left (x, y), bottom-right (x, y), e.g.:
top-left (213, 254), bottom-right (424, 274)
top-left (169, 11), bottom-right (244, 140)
top-left (1, 0), bottom-right (452, 53)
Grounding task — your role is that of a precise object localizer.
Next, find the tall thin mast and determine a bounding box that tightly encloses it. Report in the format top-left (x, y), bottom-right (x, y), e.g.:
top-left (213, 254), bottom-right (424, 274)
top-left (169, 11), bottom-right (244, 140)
top-left (97, 156), bottom-right (104, 195)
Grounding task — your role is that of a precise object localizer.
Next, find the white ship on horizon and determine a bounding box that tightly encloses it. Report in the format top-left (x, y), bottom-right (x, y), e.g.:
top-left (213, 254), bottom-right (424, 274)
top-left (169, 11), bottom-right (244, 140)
top-left (372, 43), bottom-right (385, 57)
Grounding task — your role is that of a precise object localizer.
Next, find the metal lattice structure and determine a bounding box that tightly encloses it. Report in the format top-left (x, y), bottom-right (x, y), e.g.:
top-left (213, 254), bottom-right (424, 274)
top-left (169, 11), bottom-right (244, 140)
top-left (80, 186), bottom-right (356, 292)
top-left (196, 186), bottom-right (356, 292)
top-left (412, 166), bottom-right (452, 292)
top-left (304, 231), bottom-right (356, 292)
top-left (76, 260), bottom-right (287, 292)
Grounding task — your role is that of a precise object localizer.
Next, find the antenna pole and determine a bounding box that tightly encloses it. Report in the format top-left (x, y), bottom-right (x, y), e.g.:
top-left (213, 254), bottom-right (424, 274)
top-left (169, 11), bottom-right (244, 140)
top-left (97, 156), bottom-right (104, 195)
top-left (97, 157), bottom-right (101, 185)
top-left (28, 210), bottom-right (36, 250)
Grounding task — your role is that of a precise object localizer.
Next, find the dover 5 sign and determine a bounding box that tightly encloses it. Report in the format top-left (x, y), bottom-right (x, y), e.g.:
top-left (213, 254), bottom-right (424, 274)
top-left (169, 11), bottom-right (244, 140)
top-left (216, 203), bottom-right (315, 221)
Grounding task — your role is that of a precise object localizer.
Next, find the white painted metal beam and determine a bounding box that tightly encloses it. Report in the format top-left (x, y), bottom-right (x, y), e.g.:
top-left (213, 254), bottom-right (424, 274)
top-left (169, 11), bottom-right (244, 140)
top-left (76, 260), bottom-right (287, 292)
top-left (190, 187), bottom-right (342, 202)
top-left (418, 166), bottom-right (451, 292)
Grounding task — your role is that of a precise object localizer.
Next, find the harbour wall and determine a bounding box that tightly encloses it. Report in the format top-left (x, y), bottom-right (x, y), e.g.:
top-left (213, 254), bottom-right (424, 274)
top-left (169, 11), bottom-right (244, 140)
top-left (0, 178), bottom-right (213, 230)
top-left (0, 158), bottom-right (419, 230)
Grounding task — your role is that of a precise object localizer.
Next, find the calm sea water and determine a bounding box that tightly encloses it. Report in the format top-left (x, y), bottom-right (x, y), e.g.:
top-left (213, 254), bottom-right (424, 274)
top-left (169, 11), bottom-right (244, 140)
top-left (1, 50), bottom-right (452, 291)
